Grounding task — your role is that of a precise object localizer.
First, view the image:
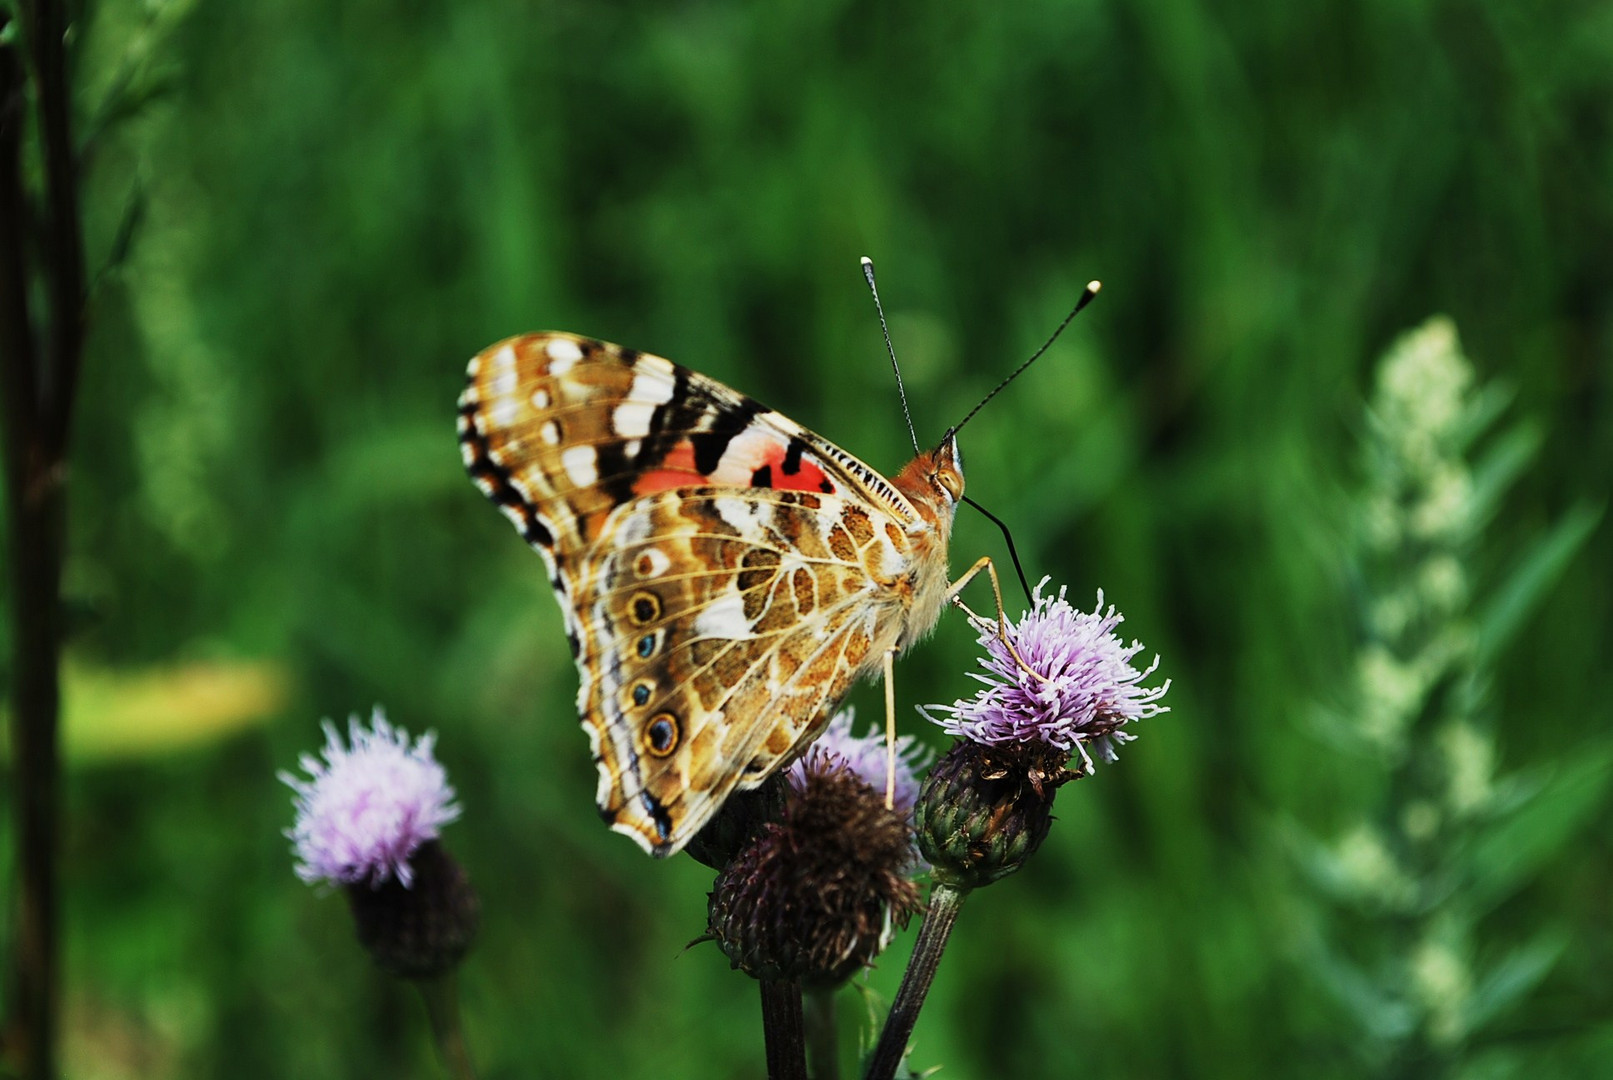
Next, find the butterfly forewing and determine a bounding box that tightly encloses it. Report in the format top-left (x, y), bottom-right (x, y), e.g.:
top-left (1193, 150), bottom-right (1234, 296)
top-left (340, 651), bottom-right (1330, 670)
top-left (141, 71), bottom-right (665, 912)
top-left (459, 332), bottom-right (954, 855)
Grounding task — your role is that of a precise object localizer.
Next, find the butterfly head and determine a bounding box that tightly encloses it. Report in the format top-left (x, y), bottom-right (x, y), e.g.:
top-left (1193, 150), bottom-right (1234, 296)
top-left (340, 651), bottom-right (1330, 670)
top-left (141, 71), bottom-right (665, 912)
top-left (893, 429), bottom-right (964, 531)
top-left (931, 429), bottom-right (965, 507)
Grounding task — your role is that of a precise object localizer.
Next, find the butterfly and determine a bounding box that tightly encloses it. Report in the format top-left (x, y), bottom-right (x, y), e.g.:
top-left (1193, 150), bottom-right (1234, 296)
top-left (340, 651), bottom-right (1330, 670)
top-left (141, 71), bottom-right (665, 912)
top-left (458, 278), bottom-right (1097, 857)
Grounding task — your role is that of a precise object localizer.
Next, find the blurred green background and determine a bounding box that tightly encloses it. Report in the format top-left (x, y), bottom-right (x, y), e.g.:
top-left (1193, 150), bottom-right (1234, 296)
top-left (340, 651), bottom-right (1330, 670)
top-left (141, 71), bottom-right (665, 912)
top-left (5, 0), bottom-right (1612, 1076)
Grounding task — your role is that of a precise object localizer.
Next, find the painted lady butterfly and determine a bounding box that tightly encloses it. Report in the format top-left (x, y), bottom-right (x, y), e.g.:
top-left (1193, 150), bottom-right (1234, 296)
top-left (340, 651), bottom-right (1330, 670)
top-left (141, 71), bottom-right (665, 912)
top-left (458, 276), bottom-right (1098, 857)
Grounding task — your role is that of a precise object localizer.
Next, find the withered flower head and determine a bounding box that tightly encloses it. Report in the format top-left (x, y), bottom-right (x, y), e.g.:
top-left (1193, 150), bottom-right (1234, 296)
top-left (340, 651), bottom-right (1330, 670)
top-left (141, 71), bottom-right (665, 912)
top-left (707, 755), bottom-right (923, 988)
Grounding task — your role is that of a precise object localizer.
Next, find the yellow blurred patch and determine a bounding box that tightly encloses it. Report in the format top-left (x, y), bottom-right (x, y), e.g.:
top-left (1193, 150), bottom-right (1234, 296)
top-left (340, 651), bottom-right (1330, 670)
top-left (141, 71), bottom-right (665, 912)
top-left (2, 657), bottom-right (289, 763)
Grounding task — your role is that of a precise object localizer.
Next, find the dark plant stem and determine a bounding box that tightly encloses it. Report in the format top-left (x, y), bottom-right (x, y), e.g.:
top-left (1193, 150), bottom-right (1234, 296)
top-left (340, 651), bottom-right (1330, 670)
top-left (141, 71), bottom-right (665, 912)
top-left (416, 974), bottom-right (479, 1080)
top-left (759, 978), bottom-right (807, 1080)
top-left (864, 882), bottom-right (969, 1080)
top-left (0, 4), bottom-right (86, 1079)
top-left (804, 987), bottom-right (839, 1080)
top-left (25, 0), bottom-right (86, 427)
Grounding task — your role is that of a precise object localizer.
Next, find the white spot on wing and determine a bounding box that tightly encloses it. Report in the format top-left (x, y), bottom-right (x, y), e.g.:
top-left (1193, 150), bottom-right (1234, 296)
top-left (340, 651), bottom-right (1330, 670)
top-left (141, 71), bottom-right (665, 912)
top-left (615, 508), bottom-right (653, 547)
top-left (623, 438), bottom-right (642, 459)
top-left (694, 593), bottom-right (753, 639)
top-left (546, 337), bottom-right (583, 374)
top-left (490, 344), bottom-right (518, 398)
top-left (489, 397), bottom-right (519, 430)
top-left (541, 421), bottom-right (561, 445)
top-left (636, 547), bottom-right (671, 578)
top-left (713, 495), bottom-right (760, 532)
top-left (633, 367), bottom-right (677, 401)
top-left (712, 428), bottom-right (784, 482)
top-left (562, 445), bottom-right (598, 487)
top-left (613, 400), bottom-right (657, 439)
top-left (612, 369), bottom-right (676, 438)
top-left (531, 388), bottom-right (550, 410)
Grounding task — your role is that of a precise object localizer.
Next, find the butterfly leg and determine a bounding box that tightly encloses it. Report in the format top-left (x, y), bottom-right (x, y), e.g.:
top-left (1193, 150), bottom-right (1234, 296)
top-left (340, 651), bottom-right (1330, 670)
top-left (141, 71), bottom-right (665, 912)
top-left (944, 556), bottom-right (1048, 683)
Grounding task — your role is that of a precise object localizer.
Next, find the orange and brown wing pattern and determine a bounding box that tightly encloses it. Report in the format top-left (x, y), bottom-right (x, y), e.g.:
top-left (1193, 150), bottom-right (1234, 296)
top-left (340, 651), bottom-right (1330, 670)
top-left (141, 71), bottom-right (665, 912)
top-left (577, 486), bottom-right (920, 854)
top-left (458, 332), bottom-right (920, 547)
top-left (457, 332), bottom-right (939, 855)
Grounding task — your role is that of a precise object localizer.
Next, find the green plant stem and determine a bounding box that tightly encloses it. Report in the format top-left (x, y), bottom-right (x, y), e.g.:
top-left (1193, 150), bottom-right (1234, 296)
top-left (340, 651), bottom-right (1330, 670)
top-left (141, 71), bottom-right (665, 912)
top-left (759, 978), bottom-right (807, 1080)
top-left (416, 974), bottom-right (479, 1080)
top-left (864, 882), bottom-right (969, 1080)
top-left (805, 987), bottom-right (839, 1080)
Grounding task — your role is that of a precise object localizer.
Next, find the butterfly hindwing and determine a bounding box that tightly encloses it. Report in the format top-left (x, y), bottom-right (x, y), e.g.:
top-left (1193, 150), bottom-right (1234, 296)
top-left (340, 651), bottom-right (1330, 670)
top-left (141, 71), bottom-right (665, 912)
top-left (459, 333), bottom-right (943, 855)
top-left (579, 487), bottom-right (903, 853)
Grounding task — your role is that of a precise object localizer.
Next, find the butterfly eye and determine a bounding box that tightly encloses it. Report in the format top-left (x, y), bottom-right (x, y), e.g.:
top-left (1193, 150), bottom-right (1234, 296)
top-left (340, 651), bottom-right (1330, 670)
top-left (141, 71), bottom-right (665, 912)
top-left (935, 469), bottom-right (963, 503)
top-left (646, 713), bottom-right (680, 757)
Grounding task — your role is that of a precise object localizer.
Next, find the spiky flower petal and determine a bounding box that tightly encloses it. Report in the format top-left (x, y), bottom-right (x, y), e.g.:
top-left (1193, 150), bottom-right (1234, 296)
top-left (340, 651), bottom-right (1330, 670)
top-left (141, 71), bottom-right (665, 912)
top-left (926, 580), bottom-right (1169, 773)
top-left (281, 707), bottom-right (460, 888)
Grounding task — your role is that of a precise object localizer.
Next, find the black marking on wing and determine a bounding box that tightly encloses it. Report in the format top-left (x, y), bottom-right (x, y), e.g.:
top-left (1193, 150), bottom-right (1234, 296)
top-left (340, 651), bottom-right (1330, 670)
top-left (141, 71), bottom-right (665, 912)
top-left (640, 791), bottom-right (674, 848)
top-left (637, 368), bottom-right (695, 466)
top-left (690, 397), bottom-right (764, 474)
top-left (782, 437), bottom-right (806, 475)
top-left (628, 364), bottom-right (784, 480)
top-left (751, 464), bottom-right (773, 488)
top-left (460, 419), bottom-right (555, 549)
top-left (593, 439), bottom-right (638, 504)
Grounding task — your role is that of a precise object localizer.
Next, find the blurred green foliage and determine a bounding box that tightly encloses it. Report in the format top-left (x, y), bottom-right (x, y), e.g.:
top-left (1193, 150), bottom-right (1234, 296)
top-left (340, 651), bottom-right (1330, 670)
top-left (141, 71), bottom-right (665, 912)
top-left (3, 0), bottom-right (1610, 1076)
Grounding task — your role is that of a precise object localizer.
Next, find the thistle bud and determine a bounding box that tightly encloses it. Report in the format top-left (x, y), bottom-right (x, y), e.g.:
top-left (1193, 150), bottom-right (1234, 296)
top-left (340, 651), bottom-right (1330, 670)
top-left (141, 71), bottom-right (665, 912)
top-left (915, 739), bottom-right (1072, 887)
top-left (346, 840), bottom-right (480, 979)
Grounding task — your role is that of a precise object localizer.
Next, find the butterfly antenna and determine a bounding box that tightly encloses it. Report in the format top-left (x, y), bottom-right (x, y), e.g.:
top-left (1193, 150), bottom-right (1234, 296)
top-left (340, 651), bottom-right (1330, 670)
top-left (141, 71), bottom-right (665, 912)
top-left (962, 495), bottom-right (1034, 604)
top-left (950, 280), bottom-right (1103, 438)
top-left (861, 256), bottom-right (921, 456)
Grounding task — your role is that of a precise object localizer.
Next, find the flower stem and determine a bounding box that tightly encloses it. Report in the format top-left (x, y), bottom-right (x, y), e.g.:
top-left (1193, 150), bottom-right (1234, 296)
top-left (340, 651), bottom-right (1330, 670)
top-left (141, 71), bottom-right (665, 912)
top-left (759, 978), bottom-right (808, 1080)
top-left (864, 882), bottom-right (969, 1080)
top-left (416, 974), bottom-right (478, 1080)
top-left (805, 987), bottom-right (840, 1080)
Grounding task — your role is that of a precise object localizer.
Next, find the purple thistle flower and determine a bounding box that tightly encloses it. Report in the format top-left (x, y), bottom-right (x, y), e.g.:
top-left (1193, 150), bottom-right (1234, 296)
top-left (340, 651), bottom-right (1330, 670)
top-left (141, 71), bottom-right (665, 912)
top-left (925, 580), bottom-right (1170, 773)
top-left (281, 707), bottom-right (460, 889)
top-left (789, 707), bottom-right (930, 816)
